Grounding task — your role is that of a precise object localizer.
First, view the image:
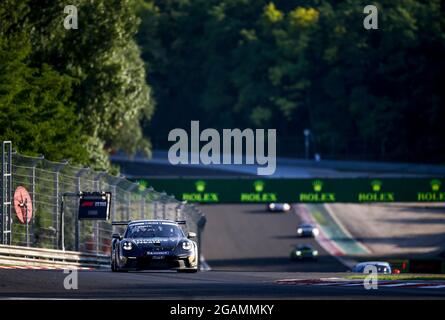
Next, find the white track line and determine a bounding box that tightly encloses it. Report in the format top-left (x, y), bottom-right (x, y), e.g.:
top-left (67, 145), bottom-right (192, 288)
top-left (418, 285), bottom-right (445, 289)
top-left (380, 282), bottom-right (419, 288)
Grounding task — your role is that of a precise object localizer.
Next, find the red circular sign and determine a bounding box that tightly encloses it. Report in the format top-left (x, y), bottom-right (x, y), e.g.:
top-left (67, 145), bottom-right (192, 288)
top-left (14, 186), bottom-right (33, 224)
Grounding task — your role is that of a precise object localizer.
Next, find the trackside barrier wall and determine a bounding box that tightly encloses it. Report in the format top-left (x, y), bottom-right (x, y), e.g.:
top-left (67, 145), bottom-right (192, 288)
top-left (0, 244), bottom-right (109, 268)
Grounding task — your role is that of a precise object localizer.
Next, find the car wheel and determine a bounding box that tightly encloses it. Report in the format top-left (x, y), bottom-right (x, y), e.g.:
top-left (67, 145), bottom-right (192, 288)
top-left (113, 250), bottom-right (127, 272)
top-left (111, 251), bottom-right (118, 272)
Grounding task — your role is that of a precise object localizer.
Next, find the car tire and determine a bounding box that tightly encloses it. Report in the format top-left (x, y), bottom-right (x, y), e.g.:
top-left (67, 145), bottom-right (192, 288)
top-left (112, 250), bottom-right (127, 272)
top-left (110, 249), bottom-right (116, 271)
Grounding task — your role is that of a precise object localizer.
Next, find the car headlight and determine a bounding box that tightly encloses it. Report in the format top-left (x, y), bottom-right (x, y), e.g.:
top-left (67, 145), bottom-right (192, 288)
top-left (297, 228), bottom-right (303, 234)
top-left (123, 242), bottom-right (133, 250)
top-left (269, 203), bottom-right (276, 209)
top-left (283, 203), bottom-right (291, 211)
top-left (313, 250), bottom-right (318, 256)
top-left (296, 251), bottom-right (302, 256)
top-left (312, 228), bottom-right (319, 236)
top-left (182, 241), bottom-right (193, 250)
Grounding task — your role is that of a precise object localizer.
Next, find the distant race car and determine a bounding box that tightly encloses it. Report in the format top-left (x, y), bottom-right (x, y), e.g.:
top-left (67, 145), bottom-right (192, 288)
top-left (352, 261), bottom-right (392, 274)
top-left (290, 244), bottom-right (319, 261)
top-left (267, 203), bottom-right (291, 212)
top-left (111, 219), bottom-right (198, 273)
top-left (297, 223), bottom-right (320, 237)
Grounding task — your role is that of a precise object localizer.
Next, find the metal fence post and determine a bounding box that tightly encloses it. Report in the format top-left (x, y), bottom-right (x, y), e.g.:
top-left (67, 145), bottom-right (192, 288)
top-left (140, 192), bottom-right (144, 220)
top-left (107, 176), bottom-right (125, 222)
top-left (29, 155), bottom-right (44, 246)
top-left (146, 187), bottom-right (154, 220)
top-left (154, 201), bottom-right (158, 219)
top-left (51, 161), bottom-right (67, 250)
top-left (93, 172), bottom-right (107, 255)
top-left (168, 195), bottom-right (176, 220)
top-left (160, 192), bottom-right (167, 220)
top-left (75, 167), bottom-right (89, 251)
top-left (1, 141), bottom-right (12, 245)
top-left (126, 183), bottom-right (139, 221)
top-left (176, 201), bottom-right (186, 221)
top-left (139, 188), bottom-right (154, 220)
top-left (54, 171), bottom-right (58, 249)
top-left (162, 202), bottom-right (166, 219)
top-left (111, 184), bottom-right (117, 221)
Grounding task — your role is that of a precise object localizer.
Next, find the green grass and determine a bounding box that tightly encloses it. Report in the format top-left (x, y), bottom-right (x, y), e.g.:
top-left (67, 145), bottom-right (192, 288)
top-left (345, 274), bottom-right (445, 281)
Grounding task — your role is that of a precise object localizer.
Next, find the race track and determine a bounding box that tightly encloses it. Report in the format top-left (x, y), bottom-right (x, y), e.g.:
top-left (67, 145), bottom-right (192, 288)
top-left (1, 204), bottom-right (444, 299)
top-left (1, 269), bottom-right (445, 299)
top-left (201, 204), bottom-right (345, 272)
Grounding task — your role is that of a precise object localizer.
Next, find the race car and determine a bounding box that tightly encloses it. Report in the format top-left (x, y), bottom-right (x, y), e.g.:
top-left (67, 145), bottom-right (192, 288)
top-left (297, 223), bottom-right (320, 237)
top-left (290, 244), bottom-right (319, 261)
top-left (266, 203), bottom-right (291, 212)
top-left (111, 219), bottom-right (198, 273)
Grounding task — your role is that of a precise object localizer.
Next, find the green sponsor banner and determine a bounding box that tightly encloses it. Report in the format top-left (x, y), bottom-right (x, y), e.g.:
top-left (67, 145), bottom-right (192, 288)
top-left (134, 178), bottom-right (445, 204)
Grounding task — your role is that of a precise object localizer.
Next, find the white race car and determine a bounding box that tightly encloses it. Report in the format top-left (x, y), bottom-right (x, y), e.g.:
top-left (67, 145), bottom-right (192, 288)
top-left (297, 223), bottom-right (320, 237)
top-left (266, 203), bottom-right (291, 212)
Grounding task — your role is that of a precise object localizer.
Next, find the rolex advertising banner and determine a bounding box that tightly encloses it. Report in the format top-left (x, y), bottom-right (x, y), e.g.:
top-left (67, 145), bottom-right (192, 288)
top-left (134, 178), bottom-right (445, 204)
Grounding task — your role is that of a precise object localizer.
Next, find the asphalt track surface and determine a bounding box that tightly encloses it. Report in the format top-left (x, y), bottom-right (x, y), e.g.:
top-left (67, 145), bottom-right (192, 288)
top-left (1, 204), bottom-right (444, 299)
top-left (1, 269), bottom-right (445, 299)
top-left (201, 204), bottom-right (346, 272)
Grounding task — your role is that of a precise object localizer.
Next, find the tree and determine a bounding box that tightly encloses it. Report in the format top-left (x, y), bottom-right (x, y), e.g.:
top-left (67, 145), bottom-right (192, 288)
top-left (136, 0), bottom-right (445, 163)
top-left (0, 0), bottom-right (88, 162)
top-left (26, 0), bottom-right (155, 169)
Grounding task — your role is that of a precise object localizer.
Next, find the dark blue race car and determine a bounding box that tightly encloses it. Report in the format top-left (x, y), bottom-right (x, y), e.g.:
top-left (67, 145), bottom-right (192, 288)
top-left (111, 220), bottom-right (198, 273)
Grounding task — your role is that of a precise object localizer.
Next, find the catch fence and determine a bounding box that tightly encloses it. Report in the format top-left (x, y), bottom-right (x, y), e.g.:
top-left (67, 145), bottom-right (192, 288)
top-left (0, 141), bottom-right (205, 256)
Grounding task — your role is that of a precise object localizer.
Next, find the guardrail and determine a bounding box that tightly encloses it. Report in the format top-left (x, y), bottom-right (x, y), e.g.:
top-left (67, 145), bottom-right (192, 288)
top-left (0, 244), bottom-right (110, 269)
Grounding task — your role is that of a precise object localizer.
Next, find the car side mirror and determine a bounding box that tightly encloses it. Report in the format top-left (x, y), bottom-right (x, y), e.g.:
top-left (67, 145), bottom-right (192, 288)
top-left (112, 233), bottom-right (121, 240)
top-left (187, 232), bottom-right (197, 239)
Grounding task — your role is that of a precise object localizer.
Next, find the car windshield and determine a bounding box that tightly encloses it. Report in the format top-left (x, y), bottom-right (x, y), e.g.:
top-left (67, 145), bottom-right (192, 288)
top-left (125, 224), bottom-right (183, 238)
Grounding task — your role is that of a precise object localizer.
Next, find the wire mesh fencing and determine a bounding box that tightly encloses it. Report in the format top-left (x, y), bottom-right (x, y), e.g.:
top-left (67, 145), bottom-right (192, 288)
top-left (6, 152), bottom-right (205, 255)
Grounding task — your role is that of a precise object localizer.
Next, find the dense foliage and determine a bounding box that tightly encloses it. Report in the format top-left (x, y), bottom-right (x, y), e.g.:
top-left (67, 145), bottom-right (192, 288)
top-left (136, 0), bottom-right (445, 162)
top-left (1, 1), bottom-right (443, 166)
top-left (0, 0), bottom-right (154, 169)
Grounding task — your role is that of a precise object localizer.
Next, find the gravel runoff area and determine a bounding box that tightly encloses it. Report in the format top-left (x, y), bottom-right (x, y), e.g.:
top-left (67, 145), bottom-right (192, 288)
top-left (323, 203), bottom-right (445, 258)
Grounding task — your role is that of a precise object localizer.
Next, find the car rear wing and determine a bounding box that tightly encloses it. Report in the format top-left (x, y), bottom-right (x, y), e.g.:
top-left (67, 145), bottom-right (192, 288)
top-left (112, 220), bottom-right (186, 225)
top-left (112, 221), bottom-right (130, 226)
